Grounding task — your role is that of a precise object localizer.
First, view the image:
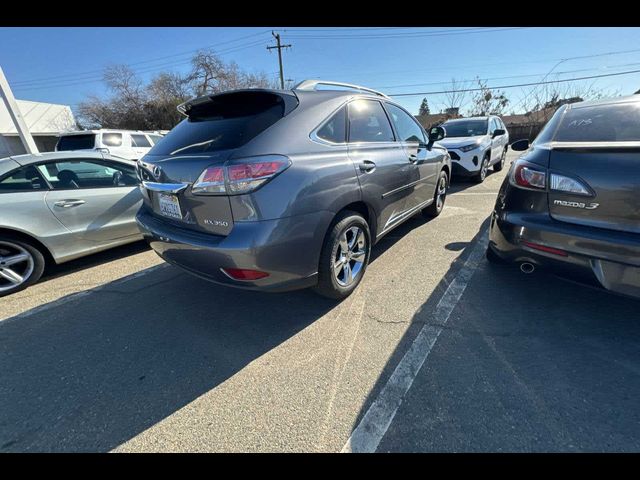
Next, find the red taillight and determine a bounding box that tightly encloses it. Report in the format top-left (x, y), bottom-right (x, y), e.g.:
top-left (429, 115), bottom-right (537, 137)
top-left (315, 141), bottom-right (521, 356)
top-left (192, 155), bottom-right (290, 196)
top-left (202, 166), bottom-right (224, 183)
top-left (227, 162), bottom-right (284, 181)
top-left (522, 241), bottom-right (568, 257)
top-left (511, 160), bottom-right (547, 190)
top-left (221, 268), bottom-right (270, 281)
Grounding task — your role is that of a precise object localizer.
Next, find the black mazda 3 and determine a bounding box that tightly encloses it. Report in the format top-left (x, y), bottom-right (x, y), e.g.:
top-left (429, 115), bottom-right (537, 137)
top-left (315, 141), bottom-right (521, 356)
top-left (488, 94), bottom-right (640, 299)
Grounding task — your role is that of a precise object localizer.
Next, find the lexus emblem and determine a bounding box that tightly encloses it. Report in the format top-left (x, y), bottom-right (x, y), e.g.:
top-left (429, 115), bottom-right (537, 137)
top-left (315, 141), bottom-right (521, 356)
top-left (153, 166), bottom-right (162, 180)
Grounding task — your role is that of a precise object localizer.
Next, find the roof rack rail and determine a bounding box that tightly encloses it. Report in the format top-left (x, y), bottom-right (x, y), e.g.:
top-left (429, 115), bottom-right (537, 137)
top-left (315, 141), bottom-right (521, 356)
top-left (293, 79), bottom-right (389, 99)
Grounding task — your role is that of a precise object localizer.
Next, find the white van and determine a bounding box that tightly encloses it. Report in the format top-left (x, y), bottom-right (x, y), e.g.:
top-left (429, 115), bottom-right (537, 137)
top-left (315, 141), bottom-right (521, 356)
top-left (55, 130), bottom-right (165, 161)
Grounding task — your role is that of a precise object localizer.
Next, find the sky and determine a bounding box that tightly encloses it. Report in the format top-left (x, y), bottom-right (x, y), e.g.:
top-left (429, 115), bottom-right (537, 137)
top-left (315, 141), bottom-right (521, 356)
top-left (1, 27), bottom-right (640, 117)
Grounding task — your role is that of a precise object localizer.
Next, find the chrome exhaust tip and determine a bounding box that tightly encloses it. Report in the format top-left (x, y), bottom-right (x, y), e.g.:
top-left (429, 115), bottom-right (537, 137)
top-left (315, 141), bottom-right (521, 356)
top-left (520, 262), bottom-right (535, 274)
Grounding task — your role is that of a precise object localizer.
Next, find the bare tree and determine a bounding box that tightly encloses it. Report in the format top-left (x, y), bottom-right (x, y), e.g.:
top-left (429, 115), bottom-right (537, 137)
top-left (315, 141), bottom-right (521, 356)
top-left (441, 78), bottom-right (468, 115)
top-left (467, 78), bottom-right (509, 116)
top-left (78, 49), bottom-right (276, 130)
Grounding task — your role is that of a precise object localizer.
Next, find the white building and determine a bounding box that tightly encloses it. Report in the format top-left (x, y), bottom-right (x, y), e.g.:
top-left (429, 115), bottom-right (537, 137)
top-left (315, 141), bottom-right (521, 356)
top-left (0, 99), bottom-right (76, 157)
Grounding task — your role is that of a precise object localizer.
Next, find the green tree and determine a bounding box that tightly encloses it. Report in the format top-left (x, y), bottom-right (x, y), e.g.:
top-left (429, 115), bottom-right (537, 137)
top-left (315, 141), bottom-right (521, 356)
top-left (418, 98), bottom-right (431, 116)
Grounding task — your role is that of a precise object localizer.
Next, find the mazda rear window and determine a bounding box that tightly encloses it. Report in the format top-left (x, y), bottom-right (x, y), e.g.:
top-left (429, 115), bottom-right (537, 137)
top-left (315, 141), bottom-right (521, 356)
top-left (56, 134), bottom-right (96, 151)
top-left (149, 92), bottom-right (297, 156)
top-left (554, 102), bottom-right (640, 142)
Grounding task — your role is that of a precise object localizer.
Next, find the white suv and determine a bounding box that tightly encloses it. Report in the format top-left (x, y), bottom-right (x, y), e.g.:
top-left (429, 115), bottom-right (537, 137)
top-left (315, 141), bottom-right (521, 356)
top-left (437, 116), bottom-right (509, 183)
top-left (55, 130), bottom-right (164, 161)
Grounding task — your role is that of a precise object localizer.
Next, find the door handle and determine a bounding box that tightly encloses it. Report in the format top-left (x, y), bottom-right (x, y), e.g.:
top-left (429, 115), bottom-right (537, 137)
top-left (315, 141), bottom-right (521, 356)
top-left (54, 199), bottom-right (86, 208)
top-left (359, 160), bottom-right (376, 173)
top-left (408, 154), bottom-right (418, 163)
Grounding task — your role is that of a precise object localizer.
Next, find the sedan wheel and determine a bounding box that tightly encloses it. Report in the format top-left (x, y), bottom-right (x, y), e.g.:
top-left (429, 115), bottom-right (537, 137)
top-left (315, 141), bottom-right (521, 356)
top-left (0, 238), bottom-right (45, 297)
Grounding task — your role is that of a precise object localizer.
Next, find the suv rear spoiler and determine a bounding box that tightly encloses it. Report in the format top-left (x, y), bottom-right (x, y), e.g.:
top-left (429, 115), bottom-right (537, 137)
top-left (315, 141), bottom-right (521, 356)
top-left (293, 80), bottom-right (390, 99)
top-left (177, 89), bottom-right (298, 117)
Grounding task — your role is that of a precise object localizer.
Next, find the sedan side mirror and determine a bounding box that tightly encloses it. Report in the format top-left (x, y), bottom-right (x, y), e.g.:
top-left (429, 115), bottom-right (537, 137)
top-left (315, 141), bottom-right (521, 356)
top-left (492, 128), bottom-right (506, 138)
top-left (427, 126), bottom-right (446, 149)
top-left (510, 139), bottom-right (530, 151)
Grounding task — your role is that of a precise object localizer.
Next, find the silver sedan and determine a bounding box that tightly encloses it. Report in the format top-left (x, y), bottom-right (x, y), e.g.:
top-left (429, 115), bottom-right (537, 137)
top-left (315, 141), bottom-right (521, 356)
top-left (0, 151), bottom-right (143, 297)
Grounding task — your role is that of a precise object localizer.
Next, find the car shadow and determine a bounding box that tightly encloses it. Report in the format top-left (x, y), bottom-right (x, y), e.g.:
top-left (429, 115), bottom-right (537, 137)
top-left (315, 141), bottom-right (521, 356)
top-left (0, 265), bottom-right (337, 452)
top-left (42, 240), bottom-right (150, 281)
top-left (349, 218), bottom-right (640, 452)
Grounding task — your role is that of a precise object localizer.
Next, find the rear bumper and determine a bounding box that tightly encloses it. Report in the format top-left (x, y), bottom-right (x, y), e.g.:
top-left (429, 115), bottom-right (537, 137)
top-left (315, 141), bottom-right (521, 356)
top-left (136, 208), bottom-right (334, 292)
top-left (489, 211), bottom-right (640, 298)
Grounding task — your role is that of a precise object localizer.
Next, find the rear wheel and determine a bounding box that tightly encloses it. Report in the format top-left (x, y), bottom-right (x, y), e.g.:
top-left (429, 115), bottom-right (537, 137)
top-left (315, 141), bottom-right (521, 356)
top-left (314, 211), bottom-right (371, 300)
top-left (474, 155), bottom-right (490, 183)
top-left (422, 170), bottom-right (448, 218)
top-left (493, 147), bottom-right (507, 172)
top-left (0, 236), bottom-right (46, 298)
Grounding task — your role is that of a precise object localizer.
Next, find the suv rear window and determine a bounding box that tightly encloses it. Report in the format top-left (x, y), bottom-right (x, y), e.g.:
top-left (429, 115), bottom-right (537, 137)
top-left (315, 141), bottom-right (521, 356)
top-left (56, 134), bottom-right (96, 151)
top-left (553, 101), bottom-right (640, 142)
top-left (149, 92), bottom-right (297, 156)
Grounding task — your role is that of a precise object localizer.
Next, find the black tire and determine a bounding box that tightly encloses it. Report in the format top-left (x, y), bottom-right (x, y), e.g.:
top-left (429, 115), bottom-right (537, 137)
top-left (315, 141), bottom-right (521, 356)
top-left (493, 147), bottom-right (507, 172)
top-left (0, 235), bottom-right (46, 298)
top-left (485, 245), bottom-right (507, 265)
top-left (313, 211), bottom-right (371, 300)
top-left (474, 155), bottom-right (490, 183)
top-left (422, 170), bottom-right (449, 218)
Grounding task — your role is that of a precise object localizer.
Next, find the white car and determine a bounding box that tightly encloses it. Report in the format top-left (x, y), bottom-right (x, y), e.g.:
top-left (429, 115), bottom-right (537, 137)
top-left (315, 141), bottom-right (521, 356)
top-left (55, 129), bottom-right (165, 162)
top-left (437, 116), bottom-right (509, 182)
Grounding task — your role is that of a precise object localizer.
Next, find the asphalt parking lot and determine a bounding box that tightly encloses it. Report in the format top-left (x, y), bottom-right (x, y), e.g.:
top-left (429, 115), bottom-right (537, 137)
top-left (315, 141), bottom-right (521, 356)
top-left (1, 150), bottom-right (639, 452)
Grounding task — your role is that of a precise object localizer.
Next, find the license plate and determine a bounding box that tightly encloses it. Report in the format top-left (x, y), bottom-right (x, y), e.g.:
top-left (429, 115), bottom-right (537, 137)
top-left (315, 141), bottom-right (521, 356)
top-left (158, 193), bottom-right (182, 220)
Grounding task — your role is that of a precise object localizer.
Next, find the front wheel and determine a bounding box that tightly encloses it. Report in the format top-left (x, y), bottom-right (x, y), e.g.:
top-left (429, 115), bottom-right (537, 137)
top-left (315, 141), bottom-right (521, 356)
top-left (493, 147), bottom-right (507, 172)
top-left (474, 155), bottom-right (490, 183)
top-left (314, 211), bottom-right (371, 300)
top-left (0, 236), bottom-right (46, 298)
top-left (422, 170), bottom-right (448, 218)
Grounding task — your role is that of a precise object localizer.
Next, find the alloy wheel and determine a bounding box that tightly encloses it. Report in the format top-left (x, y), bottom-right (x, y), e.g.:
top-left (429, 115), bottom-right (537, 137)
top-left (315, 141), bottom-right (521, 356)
top-left (0, 241), bottom-right (35, 293)
top-left (333, 226), bottom-right (367, 287)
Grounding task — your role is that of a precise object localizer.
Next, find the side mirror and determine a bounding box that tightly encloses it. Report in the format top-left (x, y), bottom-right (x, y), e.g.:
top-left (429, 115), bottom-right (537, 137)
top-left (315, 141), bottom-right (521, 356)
top-left (492, 128), bottom-right (506, 138)
top-left (510, 139), bottom-right (530, 151)
top-left (427, 126), bottom-right (446, 148)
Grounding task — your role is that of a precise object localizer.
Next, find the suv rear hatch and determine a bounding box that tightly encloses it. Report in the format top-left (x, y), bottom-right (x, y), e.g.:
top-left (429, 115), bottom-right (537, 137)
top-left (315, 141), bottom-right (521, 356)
top-left (547, 101), bottom-right (640, 235)
top-left (138, 89), bottom-right (298, 236)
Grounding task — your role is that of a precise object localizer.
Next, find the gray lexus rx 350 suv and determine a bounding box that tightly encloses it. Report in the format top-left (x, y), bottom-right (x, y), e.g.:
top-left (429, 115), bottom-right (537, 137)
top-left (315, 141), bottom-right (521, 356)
top-left (136, 80), bottom-right (451, 299)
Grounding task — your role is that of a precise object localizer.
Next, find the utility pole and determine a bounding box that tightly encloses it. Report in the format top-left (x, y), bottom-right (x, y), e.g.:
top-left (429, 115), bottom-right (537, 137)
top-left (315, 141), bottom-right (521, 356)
top-left (267, 31), bottom-right (291, 89)
top-left (0, 66), bottom-right (39, 154)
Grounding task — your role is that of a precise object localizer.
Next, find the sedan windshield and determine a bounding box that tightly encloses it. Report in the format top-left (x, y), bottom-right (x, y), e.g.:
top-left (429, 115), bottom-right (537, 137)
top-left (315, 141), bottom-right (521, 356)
top-left (442, 120), bottom-right (488, 137)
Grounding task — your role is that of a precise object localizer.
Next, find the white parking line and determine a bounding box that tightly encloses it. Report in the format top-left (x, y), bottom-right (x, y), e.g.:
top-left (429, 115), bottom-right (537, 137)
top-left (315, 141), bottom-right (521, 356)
top-left (341, 232), bottom-right (488, 453)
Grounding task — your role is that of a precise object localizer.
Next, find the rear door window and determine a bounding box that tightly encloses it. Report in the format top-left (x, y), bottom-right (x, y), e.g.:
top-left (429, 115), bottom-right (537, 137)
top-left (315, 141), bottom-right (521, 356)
top-left (0, 166), bottom-right (48, 192)
top-left (553, 102), bottom-right (640, 142)
top-left (131, 134), bottom-right (152, 148)
top-left (56, 134), bottom-right (96, 151)
top-left (101, 133), bottom-right (123, 147)
top-left (348, 99), bottom-right (395, 143)
top-left (148, 134), bottom-right (163, 145)
top-left (37, 160), bottom-right (137, 190)
top-left (149, 91), bottom-right (294, 156)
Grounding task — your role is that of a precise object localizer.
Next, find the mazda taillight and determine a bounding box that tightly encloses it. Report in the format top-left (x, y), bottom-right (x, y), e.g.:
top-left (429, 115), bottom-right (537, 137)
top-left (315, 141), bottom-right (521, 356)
top-left (192, 155), bottom-right (291, 196)
top-left (549, 173), bottom-right (592, 196)
top-left (510, 160), bottom-right (547, 190)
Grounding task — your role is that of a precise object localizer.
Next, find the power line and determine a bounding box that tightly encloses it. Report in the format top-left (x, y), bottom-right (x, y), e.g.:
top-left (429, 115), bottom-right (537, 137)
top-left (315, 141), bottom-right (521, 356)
top-left (372, 61), bottom-right (640, 89)
top-left (386, 68), bottom-right (640, 97)
top-left (284, 27), bottom-right (529, 40)
top-left (11, 39), bottom-right (269, 92)
top-left (10, 30), bottom-right (272, 87)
